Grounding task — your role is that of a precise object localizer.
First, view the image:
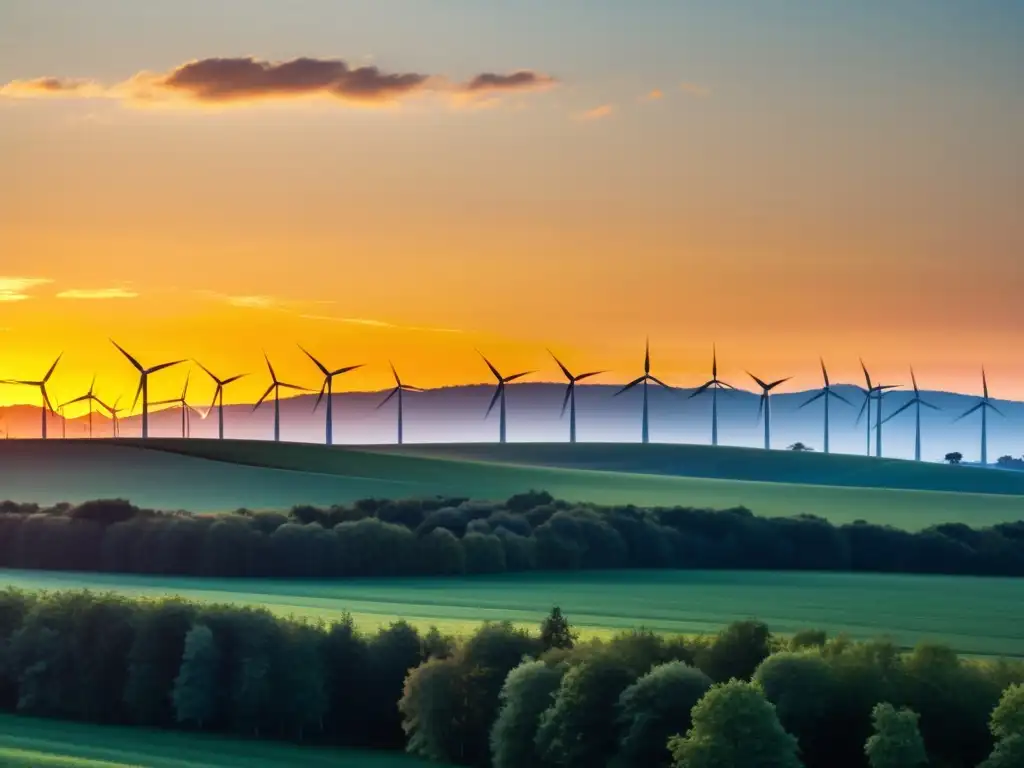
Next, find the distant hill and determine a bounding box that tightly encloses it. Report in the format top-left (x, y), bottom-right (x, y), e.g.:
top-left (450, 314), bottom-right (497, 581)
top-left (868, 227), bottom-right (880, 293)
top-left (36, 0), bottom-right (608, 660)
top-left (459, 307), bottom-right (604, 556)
top-left (1, 383), bottom-right (1020, 463)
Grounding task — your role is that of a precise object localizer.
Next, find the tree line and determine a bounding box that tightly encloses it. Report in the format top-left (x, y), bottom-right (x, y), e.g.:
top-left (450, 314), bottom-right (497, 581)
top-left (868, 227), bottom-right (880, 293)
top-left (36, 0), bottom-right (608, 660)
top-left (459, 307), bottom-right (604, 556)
top-left (1, 589), bottom-right (1022, 768)
top-left (1, 492), bottom-right (1023, 578)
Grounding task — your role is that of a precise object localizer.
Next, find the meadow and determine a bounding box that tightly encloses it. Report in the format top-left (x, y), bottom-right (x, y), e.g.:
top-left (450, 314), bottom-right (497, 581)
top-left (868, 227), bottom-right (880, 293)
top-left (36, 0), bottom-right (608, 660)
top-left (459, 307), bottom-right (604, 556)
top-left (2, 438), bottom-right (1023, 529)
top-left (3, 568), bottom-right (1023, 658)
top-left (0, 714), bottom-right (445, 767)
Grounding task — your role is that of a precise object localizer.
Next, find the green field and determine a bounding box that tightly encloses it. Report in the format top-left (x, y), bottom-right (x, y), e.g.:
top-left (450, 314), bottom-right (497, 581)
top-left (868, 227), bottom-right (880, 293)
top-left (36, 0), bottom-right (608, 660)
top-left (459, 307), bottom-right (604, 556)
top-left (1, 439), bottom-right (1022, 529)
top-left (3, 568), bottom-right (1023, 658)
top-left (0, 714), bottom-right (441, 767)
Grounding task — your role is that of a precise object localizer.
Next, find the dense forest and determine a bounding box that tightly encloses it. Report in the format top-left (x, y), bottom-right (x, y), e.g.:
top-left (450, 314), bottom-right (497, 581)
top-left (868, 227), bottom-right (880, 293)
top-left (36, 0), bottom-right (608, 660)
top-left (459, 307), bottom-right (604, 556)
top-left (1, 492), bottom-right (1023, 578)
top-left (0, 589), bottom-right (1022, 768)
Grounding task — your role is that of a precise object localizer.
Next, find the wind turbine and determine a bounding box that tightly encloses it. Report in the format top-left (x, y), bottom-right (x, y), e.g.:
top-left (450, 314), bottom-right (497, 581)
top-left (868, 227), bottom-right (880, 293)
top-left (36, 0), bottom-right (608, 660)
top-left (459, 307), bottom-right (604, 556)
top-left (855, 360), bottom-right (899, 457)
top-left (2, 353), bottom-right (62, 438)
top-left (748, 372), bottom-right (791, 450)
top-left (254, 352), bottom-right (310, 443)
top-left (95, 395), bottom-right (124, 437)
top-left (480, 352), bottom-right (532, 444)
top-left (377, 362), bottom-right (423, 444)
top-left (300, 345), bottom-right (363, 446)
top-left (954, 368), bottom-right (1003, 466)
top-left (549, 350), bottom-right (604, 444)
top-left (689, 345), bottom-right (735, 447)
top-left (151, 370), bottom-right (199, 438)
top-left (195, 362), bottom-right (246, 440)
top-left (60, 375), bottom-right (103, 438)
top-left (878, 367), bottom-right (939, 462)
top-left (798, 358), bottom-right (852, 454)
top-left (614, 338), bottom-right (670, 445)
top-left (110, 341), bottom-right (184, 439)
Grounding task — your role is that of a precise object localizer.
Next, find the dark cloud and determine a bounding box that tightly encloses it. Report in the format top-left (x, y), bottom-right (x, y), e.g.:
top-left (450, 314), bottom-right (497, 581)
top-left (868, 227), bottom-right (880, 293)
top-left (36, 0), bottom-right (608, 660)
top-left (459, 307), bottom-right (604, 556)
top-left (464, 70), bottom-right (557, 94)
top-left (0, 77), bottom-right (96, 96)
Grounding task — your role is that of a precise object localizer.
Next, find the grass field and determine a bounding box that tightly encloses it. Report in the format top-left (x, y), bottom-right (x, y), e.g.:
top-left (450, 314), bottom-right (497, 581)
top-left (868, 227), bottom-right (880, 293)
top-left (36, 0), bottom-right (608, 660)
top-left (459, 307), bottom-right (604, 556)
top-left (2, 439), bottom-right (1023, 530)
top-left (0, 714), bottom-right (442, 767)
top-left (3, 568), bottom-right (1022, 658)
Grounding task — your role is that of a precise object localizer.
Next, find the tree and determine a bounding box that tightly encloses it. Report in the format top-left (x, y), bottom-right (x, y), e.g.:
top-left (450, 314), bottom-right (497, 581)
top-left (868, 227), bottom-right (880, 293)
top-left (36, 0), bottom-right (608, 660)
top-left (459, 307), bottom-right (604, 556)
top-left (172, 623), bottom-right (221, 729)
top-left (668, 680), bottom-right (803, 768)
top-left (400, 657), bottom-right (468, 763)
top-left (616, 661), bottom-right (713, 767)
top-left (540, 607), bottom-right (577, 651)
top-left (696, 620), bottom-right (773, 683)
top-left (491, 660), bottom-right (567, 768)
top-left (787, 443), bottom-right (813, 452)
top-left (864, 703), bottom-right (927, 768)
top-left (945, 452), bottom-right (963, 465)
top-left (980, 684), bottom-right (1024, 767)
top-left (123, 599), bottom-right (196, 726)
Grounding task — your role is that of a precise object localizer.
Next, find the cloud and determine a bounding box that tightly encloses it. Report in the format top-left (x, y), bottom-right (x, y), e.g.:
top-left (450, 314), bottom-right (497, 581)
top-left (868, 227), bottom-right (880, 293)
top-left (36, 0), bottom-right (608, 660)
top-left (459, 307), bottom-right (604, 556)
top-left (2, 57), bottom-right (558, 110)
top-left (643, 88), bottom-right (664, 101)
top-left (56, 287), bottom-right (138, 300)
top-left (0, 277), bottom-right (52, 302)
top-left (301, 314), bottom-right (462, 334)
top-left (680, 82), bottom-right (711, 97)
top-left (577, 104), bottom-right (615, 121)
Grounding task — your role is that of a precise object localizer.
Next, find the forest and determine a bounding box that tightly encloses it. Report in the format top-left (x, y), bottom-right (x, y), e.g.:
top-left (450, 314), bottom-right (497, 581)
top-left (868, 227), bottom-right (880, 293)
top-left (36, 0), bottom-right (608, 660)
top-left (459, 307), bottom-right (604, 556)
top-left (0, 589), bottom-right (1022, 768)
top-left (1, 492), bottom-right (1023, 578)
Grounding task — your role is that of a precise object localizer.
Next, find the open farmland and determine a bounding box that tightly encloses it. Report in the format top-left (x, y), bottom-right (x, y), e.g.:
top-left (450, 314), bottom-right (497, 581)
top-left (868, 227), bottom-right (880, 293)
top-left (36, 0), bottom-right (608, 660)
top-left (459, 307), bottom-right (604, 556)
top-left (0, 714), bottom-right (444, 768)
top-left (3, 568), bottom-right (1023, 658)
top-left (2, 439), bottom-right (1023, 529)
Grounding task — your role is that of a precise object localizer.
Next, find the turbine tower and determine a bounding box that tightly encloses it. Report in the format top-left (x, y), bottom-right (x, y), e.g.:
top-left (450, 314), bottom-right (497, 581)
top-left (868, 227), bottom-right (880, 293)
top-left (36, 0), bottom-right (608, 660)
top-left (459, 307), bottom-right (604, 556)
top-left (613, 338), bottom-right (670, 445)
top-left (480, 352), bottom-right (531, 444)
top-left (151, 370), bottom-right (198, 438)
top-left (689, 345), bottom-right (735, 447)
top-left (60, 375), bottom-right (103, 438)
top-left (878, 367), bottom-right (938, 462)
top-left (300, 345), bottom-right (363, 446)
top-left (550, 350), bottom-right (604, 444)
top-left (855, 360), bottom-right (899, 457)
top-left (748, 372), bottom-right (791, 450)
top-left (195, 361), bottom-right (246, 440)
top-left (110, 341), bottom-right (184, 439)
top-left (377, 362), bottom-right (423, 444)
top-left (798, 358), bottom-right (852, 454)
top-left (954, 368), bottom-right (1003, 466)
top-left (254, 353), bottom-right (310, 443)
top-left (2, 353), bottom-right (62, 438)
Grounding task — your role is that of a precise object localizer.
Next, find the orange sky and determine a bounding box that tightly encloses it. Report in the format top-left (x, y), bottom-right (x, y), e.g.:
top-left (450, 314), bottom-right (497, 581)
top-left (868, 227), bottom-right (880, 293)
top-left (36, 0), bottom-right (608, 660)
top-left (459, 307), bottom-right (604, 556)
top-left (1, 2), bottom-right (1022, 416)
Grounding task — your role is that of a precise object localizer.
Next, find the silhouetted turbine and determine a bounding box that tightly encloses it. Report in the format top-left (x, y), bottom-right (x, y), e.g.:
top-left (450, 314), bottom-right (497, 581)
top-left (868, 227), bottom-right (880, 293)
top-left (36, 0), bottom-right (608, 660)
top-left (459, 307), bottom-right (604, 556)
top-left (152, 370), bottom-right (199, 438)
top-left (60, 374), bottom-right (103, 438)
top-left (855, 359), bottom-right (899, 457)
top-left (95, 395), bottom-right (124, 437)
top-left (254, 353), bottom-right (310, 443)
top-left (110, 341), bottom-right (184, 439)
top-left (550, 350), bottom-right (604, 444)
top-left (689, 345), bottom-right (735, 447)
top-left (300, 345), bottom-right (363, 446)
top-left (954, 368), bottom-right (1003, 466)
top-left (798, 358), bottom-right (852, 454)
top-left (614, 338), bottom-right (670, 445)
top-left (480, 352), bottom-right (531, 444)
top-left (748, 372), bottom-right (791, 450)
top-left (878, 366), bottom-right (939, 462)
top-left (195, 361), bottom-right (246, 440)
top-left (2, 353), bottom-right (62, 438)
top-left (377, 362), bottom-right (423, 445)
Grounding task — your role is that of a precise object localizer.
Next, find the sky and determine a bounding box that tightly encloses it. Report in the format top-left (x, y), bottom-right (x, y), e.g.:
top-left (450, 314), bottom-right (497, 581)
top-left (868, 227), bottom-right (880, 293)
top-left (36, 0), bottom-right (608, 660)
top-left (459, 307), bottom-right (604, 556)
top-left (1, 1), bottom-right (1023, 415)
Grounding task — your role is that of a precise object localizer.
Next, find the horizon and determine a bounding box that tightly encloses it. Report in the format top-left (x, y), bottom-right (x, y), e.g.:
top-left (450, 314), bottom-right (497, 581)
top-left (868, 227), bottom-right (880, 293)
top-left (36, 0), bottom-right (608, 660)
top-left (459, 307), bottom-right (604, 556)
top-left (3, 2), bottom-right (1022, 406)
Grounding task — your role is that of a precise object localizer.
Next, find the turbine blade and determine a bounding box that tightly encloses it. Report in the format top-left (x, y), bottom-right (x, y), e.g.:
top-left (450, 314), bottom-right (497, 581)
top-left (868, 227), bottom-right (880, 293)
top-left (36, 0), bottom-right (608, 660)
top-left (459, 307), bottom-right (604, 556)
top-left (574, 370), bottom-right (605, 382)
top-left (194, 360), bottom-right (221, 384)
top-left (222, 373), bottom-right (246, 386)
top-left (131, 377), bottom-right (143, 412)
top-left (799, 391), bottom-right (826, 408)
top-left (919, 400), bottom-right (940, 411)
top-left (390, 361), bottom-right (401, 387)
top-left (910, 366), bottom-right (919, 394)
top-left (208, 385), bottom-right (222, 414)
top-left (986, 401), bottom-right (1005, 418)
top-left (855, 397), bottom-right (869, 425)
top-left (42, 353), bottom-right (62, 383)
top-left (649, 375), bottom-right (672, 390)
top-left (149, 399), bottom-right (178, 406)
top-left (478, 351), bottom-right (502, 382)
top-left (860, 358), bottom-right (872, 389)
top-left (377, 388), bottom-right (399, 410)
top-left (954, 402), bottom-right (984, 422)
top-left (41, 387), bottom-right (55, 415)
top-left (747, 372), bottom-right (768, 390)
top-left (111, 340), bottom-right (143, 372)
top-left (61, 394), bottom-right (92, 407)
top-left (330, 364), bottom-right (363, 376)
top-left (828, 390), bottom-right (854, 407)
top-left (644, 338), bottom-right (650, 375)
top-left (503, 371), bottom-right (532, 383)
top-left (820, 357), bottom-right (830, 387)
top-left (146, 360), bottom-right (185, 374)
top-left (253, 384), bottom-right (275, 410)
top-left (313, 380), bottom-right (327, 412)
top-left (560, 383), bottom-right (572, 417)
top-left (402, 385), bottom-right (426, 392)
top-left (614, 376), bottom-right (645, 397)
top-left (485, 384), bottom-right (503, 417)
top-left (688, 380), bottom-right (714, 399)
top-left (263, 352), bottom-right (277, 383)
top-left (756, 394), bottom-right (765, 424)
top-left (880, 400), bottom-right (914, 425)
top-left (767, 377), bottom-right (791, 390)
top-left (983, 367), bottom-right (989, 399)
top-left (712, 344), bottom-right (717, 378)
top-left (716, 379), bottom-right (737, 390)
top-left (548, 349), bottom-right (573, 382)
top-left (277, 382), bottom-right (310, 392)
top-left (298, 345), bottom-right (329, 376)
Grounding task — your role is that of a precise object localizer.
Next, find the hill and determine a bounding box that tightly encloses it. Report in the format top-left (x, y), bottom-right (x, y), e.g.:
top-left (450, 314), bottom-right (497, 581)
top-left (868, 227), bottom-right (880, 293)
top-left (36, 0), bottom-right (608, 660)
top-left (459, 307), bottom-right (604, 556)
top-left (1, 439), bottom-right (1022, 529)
